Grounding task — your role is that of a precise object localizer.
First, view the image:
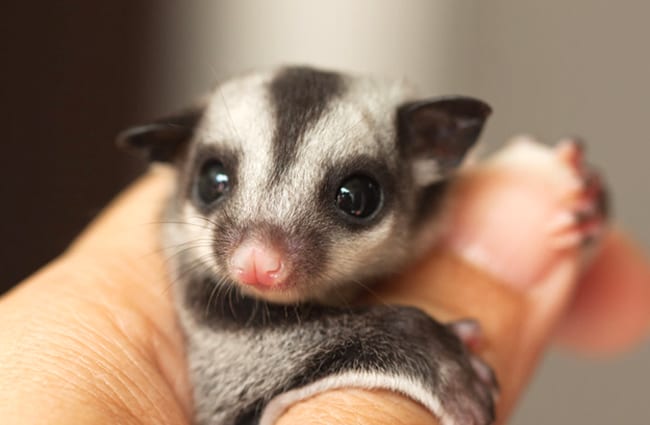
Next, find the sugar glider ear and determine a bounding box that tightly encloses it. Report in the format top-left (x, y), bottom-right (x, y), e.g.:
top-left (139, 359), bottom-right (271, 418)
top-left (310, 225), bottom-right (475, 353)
top-left (116, 103), bottom-right (206, 163)
top-left (398, 96), bottom-right (491, 178)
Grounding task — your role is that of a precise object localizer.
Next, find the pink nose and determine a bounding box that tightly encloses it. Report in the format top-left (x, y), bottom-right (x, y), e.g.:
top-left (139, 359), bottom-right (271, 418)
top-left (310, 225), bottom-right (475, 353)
top-left (229, 242), bottom-right (287, 288)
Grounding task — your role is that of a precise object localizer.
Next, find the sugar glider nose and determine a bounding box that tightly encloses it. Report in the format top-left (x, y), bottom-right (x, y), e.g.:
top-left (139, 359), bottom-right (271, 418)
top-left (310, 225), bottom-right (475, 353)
top-left (229, 241), bottom-right (287, 288)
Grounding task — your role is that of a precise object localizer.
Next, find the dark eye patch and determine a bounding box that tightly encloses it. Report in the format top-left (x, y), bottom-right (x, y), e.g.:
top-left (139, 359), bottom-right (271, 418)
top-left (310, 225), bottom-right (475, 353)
top-left (187, 145), bottom-right (240, 212)
top-left (196, 160), bottom-right (230, 205)
top-left (336, 175), bottom-right (382, 219)
top-left (321, 155), bottom-right (396, 230)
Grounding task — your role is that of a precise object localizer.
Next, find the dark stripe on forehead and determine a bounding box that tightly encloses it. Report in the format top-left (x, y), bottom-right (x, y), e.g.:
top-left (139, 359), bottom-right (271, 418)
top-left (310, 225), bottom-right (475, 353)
top-left (269, 66), bottom-right (345, 181)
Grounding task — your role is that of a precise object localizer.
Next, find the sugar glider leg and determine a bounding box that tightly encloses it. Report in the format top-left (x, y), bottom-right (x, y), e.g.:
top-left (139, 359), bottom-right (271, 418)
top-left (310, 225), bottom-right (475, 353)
top-left (253, 306), bottom-right (497, 425)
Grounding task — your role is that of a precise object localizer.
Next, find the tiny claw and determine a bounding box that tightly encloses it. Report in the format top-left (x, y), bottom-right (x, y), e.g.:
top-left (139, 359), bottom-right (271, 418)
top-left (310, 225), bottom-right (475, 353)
top-left (555, 137), bottom-right (586, 170)
top-left (574, 205), bottom-right (597, 224)
top-left (592, 172), bottom-right (611, 220)
top-left (448, 319), bottom-right (483, 350)
top-left (470, 356), bottom-right (500, 400)
top-left (547, 136), bottom-right (610, 256)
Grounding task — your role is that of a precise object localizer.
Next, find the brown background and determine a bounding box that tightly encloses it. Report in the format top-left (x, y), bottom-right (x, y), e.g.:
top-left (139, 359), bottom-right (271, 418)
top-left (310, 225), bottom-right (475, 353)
top-left (0, 3), bottom-right (151, 290)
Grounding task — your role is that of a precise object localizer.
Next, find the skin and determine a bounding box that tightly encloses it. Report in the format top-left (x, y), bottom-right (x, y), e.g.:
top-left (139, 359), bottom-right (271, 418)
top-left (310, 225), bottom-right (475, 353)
top-left (0, 160), bottom-right (648, 424)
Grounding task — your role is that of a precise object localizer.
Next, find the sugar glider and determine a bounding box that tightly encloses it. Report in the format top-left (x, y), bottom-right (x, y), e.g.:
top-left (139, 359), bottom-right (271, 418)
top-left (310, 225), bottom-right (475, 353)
top-left (119, 66), bottom-right (500, 425)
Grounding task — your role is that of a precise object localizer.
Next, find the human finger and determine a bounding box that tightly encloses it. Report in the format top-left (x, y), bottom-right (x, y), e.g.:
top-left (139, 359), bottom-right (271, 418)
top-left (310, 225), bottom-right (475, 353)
top-left (0, 168), bottom-right (190, 424)
top-left (556, 229), bottom-right (650, 354)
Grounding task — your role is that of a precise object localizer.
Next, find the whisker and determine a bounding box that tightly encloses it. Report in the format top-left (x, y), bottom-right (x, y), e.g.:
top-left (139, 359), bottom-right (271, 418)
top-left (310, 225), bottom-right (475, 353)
top-left (147, 220), bottom-right (211, 230)
top-left (213, 82), bottom-right (243, 143)
top-left (227, 284), bottom-right (237, 321)
top-left (260, 298), bottom-right (269, 327)
top-left (293, 304), bottom-right (302, 326)
top-left (162, 254), bottom-right (213, 295)
top-left (350, 278), bottom-right (396, 311)
top-left (206, 274), bottom-right (228, 317)
top-left (245, 297), bottom-right (260, 327)
top-left (153, 239), bottom-right (215, 256)
top-left (188, 214), bottom-right (221, 229)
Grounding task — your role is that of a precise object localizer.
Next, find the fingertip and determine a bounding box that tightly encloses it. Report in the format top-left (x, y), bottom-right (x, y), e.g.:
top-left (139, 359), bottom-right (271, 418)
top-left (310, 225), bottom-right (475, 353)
top-left (556, 230), bottom-right (650, 355)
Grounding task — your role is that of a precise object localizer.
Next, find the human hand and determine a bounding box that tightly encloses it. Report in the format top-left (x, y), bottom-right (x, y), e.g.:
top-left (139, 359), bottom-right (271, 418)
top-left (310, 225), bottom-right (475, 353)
top-left (0, 140), bottom-right (648, 425)
top-left (277, 138), bottom-right (650, 424)
top-left (0, 168), bottom-right (191, 424)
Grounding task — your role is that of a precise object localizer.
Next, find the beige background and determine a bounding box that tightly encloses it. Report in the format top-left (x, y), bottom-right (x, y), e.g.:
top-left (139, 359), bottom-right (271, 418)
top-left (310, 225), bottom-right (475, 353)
top-left (154, 1), bottom-right (649, 423)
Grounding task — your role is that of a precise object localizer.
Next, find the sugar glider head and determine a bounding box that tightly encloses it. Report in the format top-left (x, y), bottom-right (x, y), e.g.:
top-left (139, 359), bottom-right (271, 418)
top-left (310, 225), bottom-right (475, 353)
top-left (118, 66), bottom-right (491, 304)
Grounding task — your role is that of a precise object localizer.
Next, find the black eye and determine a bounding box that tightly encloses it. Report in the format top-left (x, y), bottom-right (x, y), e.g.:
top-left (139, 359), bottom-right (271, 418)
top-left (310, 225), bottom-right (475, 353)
top-left (336, 175), bottom-right (382, 219)
top-left (196, 160), bottom-right (230, 205)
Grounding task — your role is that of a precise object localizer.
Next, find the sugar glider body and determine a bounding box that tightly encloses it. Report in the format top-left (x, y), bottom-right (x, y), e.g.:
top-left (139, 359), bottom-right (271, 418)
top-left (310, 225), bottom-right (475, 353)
top-left (119, 66), bottom-right (498, 425)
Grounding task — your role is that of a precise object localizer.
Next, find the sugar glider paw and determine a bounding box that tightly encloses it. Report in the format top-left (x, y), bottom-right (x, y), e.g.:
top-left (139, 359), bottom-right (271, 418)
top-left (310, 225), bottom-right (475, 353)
top-left (548, 138), bottom-right (609, 253)
top-left (438, 356), bottom-right (497, 425)
top-left (448, 318), bottom-right (483, 350)
top-left (447, 319), bottom-right (500, 399)
top-left (443, 319), bottom-right (499, 425)
top-left (444, 135), bottom-right (611, 288)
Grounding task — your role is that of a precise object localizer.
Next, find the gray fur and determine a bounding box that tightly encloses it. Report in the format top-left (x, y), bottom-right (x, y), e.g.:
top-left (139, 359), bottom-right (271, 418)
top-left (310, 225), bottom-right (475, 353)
top-left (122, 66), bottom-right (496, 425)
top-left (268, 66), bottom-right (345, 183)
top-left (179, 279), bottom-right (496, 425)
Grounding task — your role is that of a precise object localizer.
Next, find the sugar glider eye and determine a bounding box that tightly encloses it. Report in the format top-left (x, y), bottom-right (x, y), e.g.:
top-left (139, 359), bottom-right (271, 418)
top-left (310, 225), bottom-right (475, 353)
top-left (335, 175), bottom-right (382, 219)
top-left (196, 159), bottom-right (230, 205)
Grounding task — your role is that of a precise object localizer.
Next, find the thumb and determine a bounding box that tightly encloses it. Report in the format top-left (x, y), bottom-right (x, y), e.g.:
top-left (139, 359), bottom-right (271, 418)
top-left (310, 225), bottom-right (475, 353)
top-left (423, 137), bottom-right (606, 418)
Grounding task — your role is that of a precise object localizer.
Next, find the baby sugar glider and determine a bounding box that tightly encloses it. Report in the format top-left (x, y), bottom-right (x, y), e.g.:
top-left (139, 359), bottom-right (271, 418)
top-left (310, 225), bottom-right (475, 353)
top-left (118, 66), bottom-right (498, 425)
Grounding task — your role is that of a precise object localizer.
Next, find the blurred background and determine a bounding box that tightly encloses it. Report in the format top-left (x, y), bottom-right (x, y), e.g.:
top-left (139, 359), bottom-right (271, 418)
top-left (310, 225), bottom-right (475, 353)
top-left (1, 1), bottom-right (648, 423)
